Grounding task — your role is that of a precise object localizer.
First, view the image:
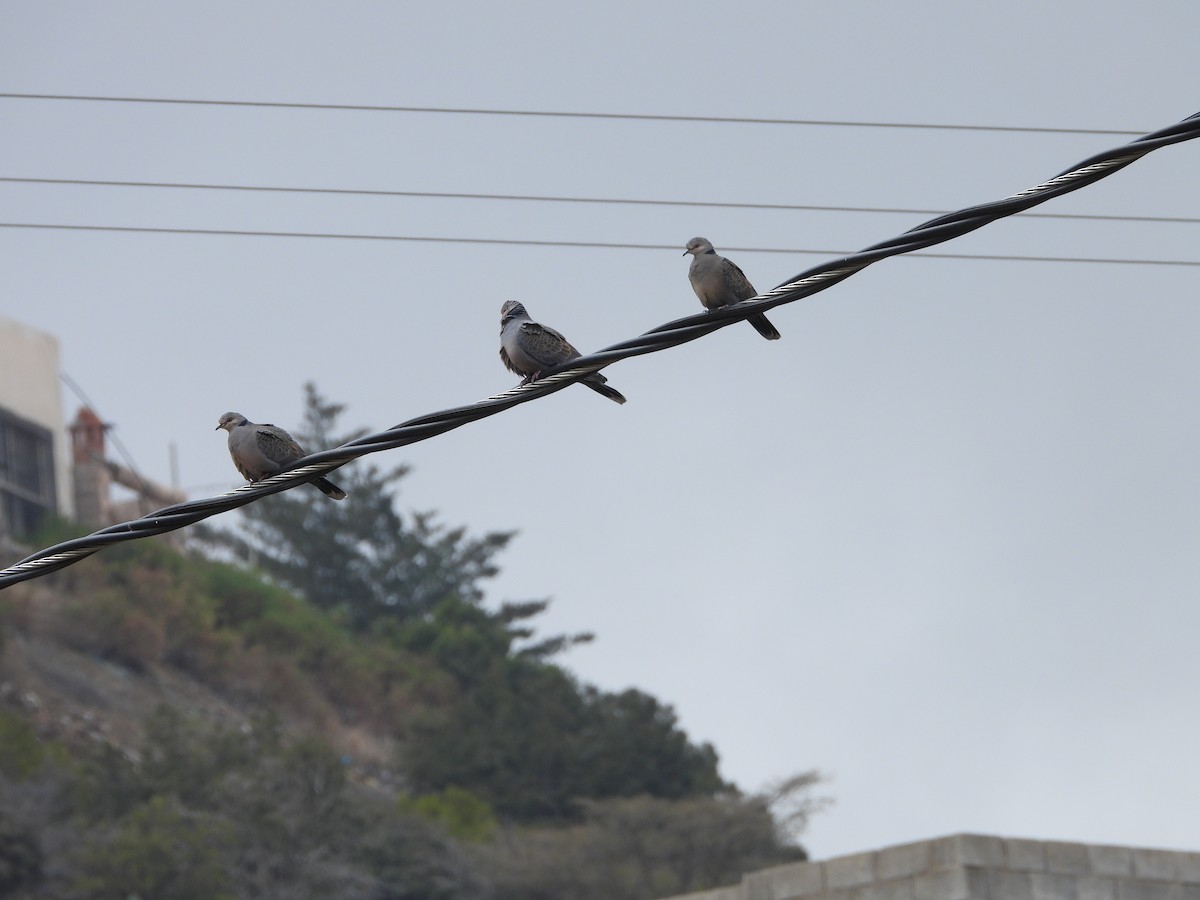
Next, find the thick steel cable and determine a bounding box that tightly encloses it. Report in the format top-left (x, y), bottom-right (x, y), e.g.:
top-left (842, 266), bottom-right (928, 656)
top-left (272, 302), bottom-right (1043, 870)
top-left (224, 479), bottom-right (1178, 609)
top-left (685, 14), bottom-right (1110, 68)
top-left (2, 110), bottom-right (1197, 588)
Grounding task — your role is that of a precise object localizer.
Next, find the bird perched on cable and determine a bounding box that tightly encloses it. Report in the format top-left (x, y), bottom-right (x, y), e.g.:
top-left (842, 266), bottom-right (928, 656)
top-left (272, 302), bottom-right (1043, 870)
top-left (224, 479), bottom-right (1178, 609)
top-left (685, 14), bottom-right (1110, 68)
top-left (499, 300), bottom-right (626, 404)
top-left (683, 237), bottom-right (781, 340)
top-left (215, 412), bottom-right (347, 499)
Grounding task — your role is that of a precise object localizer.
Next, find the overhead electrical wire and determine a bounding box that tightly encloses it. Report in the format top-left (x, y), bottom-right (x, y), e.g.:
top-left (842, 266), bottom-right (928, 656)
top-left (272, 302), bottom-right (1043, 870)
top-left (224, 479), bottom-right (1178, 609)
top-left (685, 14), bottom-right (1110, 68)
top-left (3, 176), bottom-right (1197, 225)
top-left (1, 108), bottom-right (1197, 589)
top-left (0, 222), bottom-right (1195, 267)
top-left (0, 92), bottom-right (1144, 136)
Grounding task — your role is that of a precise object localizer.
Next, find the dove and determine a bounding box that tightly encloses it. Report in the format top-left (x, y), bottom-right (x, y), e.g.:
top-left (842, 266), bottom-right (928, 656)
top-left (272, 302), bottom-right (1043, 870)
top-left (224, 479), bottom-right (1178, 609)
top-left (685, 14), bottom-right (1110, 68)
top-left (499, 301), bottom-right (626, 404)
top-left (683, 237), bottom-right (781, 340)
top-left (216, 412), bottom-right (347, 499)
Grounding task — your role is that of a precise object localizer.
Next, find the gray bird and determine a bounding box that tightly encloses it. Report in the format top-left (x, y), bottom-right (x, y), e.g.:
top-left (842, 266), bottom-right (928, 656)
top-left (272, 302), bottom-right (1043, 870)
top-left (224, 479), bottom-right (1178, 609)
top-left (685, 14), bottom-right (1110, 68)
top-left (215, 412), bottom-right (347, 499)
top-left (683, 237), bottom-right (781, 340)
top-left (499, 301), bottom-right (626, 404)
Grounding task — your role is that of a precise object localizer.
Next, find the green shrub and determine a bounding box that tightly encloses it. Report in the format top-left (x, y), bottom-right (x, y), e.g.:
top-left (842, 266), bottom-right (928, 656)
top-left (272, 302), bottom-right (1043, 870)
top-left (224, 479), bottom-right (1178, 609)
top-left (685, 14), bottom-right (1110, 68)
top-left (398, 786), bottom-right (498, 842)
top-left (0, 712), bottom-right (44, 780)
top-left (0, 815), bottom-right (42, 895)
top-left (71, 796), bottom-right (236, 900)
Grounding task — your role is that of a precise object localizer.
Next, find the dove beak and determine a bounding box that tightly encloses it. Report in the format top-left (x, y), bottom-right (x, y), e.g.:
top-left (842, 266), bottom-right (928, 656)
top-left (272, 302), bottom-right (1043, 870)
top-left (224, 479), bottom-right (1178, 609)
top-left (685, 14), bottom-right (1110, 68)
top-left (682, 249), bottom-right (690, 256)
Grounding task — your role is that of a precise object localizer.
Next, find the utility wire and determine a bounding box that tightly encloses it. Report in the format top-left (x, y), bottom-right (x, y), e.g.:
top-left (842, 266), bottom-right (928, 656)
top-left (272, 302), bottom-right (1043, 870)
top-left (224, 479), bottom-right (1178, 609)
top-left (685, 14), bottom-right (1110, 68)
top-left (2, 108), bottom-right (1197, 589)
top-left (3, 176), bottom-right (1197, 225)
top-left (0, 222), bottom-right (1196, 267)
top-left (0, 92), bottom-right (1143, 136)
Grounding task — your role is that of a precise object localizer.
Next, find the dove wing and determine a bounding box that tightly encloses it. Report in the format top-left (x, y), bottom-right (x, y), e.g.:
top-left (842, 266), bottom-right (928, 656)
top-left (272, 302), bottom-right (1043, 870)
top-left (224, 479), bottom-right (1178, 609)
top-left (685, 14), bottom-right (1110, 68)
top-left (721, 257), bottom-right (758, 302)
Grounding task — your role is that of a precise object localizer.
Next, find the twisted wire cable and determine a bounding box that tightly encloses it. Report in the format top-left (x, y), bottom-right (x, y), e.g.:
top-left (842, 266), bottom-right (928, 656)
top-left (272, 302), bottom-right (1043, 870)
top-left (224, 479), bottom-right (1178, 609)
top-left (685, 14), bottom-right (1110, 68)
top-left (2, 109), bottom-right (1197, 589)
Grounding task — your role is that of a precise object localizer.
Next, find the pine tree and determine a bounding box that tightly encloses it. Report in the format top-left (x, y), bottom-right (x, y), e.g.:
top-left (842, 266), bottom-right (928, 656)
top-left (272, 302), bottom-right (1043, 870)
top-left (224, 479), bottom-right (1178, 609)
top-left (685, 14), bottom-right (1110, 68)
top-left (216, 383), bottom-right (515, 630)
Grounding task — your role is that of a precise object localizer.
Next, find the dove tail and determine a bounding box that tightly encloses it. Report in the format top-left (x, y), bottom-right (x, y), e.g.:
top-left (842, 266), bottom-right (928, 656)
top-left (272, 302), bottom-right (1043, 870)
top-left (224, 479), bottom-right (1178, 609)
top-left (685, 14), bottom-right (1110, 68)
top-left (584, 376), bottom-right (627, 405)
top-left (313, 477), bottom-right (348, 500)
top-left (749, 313), bottom-right (782, 341)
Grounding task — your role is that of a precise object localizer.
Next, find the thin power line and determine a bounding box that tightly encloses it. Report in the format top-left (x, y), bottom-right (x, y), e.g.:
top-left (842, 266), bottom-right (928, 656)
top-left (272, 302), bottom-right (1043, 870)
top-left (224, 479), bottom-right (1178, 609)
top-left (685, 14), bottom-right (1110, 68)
top-left (3, 176), bottom-right (1196, 225)
top-left (0, 221), bottom-right (1195, 267)
top-left (0, 92), bottom-right (1143, 136)
top-left (2, 109), bottom-right (1197, 587)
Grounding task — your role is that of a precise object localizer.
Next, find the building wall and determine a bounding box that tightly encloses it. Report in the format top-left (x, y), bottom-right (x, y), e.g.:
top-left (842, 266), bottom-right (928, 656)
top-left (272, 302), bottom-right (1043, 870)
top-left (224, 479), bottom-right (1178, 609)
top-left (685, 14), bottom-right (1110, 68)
top-left (0, 315), bottom-right (72, 523)
top-left (659, 834), bottom-right (1200, 900)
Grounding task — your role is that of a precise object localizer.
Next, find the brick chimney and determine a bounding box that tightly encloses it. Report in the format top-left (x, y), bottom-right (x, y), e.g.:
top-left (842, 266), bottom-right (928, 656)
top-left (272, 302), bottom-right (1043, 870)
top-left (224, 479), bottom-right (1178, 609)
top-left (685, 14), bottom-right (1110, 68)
top-left (69, 407), bottom-right (108, 465)
top-left (69, 407), bottom-right (112, 526)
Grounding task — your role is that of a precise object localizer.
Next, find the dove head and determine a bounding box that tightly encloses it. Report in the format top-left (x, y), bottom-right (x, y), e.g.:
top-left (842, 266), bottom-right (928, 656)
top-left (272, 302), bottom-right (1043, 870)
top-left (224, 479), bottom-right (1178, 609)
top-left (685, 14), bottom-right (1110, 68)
top-left (216, 412), bottom-right (249, 432)
top-left (683, 236), bottom-right (715, 257)
top-left (500, 300), bottom-right (529, 325)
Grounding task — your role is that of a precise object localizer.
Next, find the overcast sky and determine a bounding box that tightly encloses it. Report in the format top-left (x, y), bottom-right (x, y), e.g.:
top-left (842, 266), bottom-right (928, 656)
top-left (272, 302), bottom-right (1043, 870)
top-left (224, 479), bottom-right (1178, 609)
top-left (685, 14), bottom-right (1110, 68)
top-left (3, 2), bottom-right (1199, 860)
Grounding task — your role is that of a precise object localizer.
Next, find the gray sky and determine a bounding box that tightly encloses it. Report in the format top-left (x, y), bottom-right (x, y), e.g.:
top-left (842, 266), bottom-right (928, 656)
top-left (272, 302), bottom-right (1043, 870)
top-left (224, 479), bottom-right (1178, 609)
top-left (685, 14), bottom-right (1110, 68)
top-left (3, 1), bottom-right (1199, 859)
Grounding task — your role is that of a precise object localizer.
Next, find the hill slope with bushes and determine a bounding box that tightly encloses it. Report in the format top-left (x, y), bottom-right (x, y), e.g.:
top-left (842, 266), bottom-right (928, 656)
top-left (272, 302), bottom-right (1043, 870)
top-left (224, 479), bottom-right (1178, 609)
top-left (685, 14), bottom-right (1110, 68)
top-left (0, 386), bottom-right (821, 898)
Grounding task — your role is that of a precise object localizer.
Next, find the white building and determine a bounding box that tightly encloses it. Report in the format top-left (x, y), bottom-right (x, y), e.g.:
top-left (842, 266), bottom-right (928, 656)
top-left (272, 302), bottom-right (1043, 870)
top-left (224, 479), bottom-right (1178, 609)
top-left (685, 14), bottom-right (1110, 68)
top-left (0, 315), bottom-right (71, 540)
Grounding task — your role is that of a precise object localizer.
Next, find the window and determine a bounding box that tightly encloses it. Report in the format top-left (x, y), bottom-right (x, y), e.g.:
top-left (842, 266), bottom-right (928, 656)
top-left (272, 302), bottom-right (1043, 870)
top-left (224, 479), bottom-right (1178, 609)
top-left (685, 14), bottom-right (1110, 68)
top-left (0, 408), bottom-right (57, 539)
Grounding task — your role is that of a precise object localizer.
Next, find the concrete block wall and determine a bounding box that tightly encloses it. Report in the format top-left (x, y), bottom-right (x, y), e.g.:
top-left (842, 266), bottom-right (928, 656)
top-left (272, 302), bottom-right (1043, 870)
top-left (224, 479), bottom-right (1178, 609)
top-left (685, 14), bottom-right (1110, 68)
top-left (659, 835), bottom-right (1200, 900)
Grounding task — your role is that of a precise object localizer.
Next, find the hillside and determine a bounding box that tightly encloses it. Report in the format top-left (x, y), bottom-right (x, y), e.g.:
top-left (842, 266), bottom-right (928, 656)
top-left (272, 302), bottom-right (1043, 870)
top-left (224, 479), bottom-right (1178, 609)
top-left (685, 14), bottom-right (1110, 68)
top-left (0, 535), bottom-right (815, 899)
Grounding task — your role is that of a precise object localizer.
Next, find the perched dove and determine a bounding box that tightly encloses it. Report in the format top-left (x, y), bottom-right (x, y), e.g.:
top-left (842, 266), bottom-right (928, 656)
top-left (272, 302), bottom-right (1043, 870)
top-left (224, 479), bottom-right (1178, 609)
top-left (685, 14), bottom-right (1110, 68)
top-left (499, 301), bottom-right (626, 404)
top-left (215, 412), bottom-right (347, 500)
top-left (683, 237), bottom-right (781, 340)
